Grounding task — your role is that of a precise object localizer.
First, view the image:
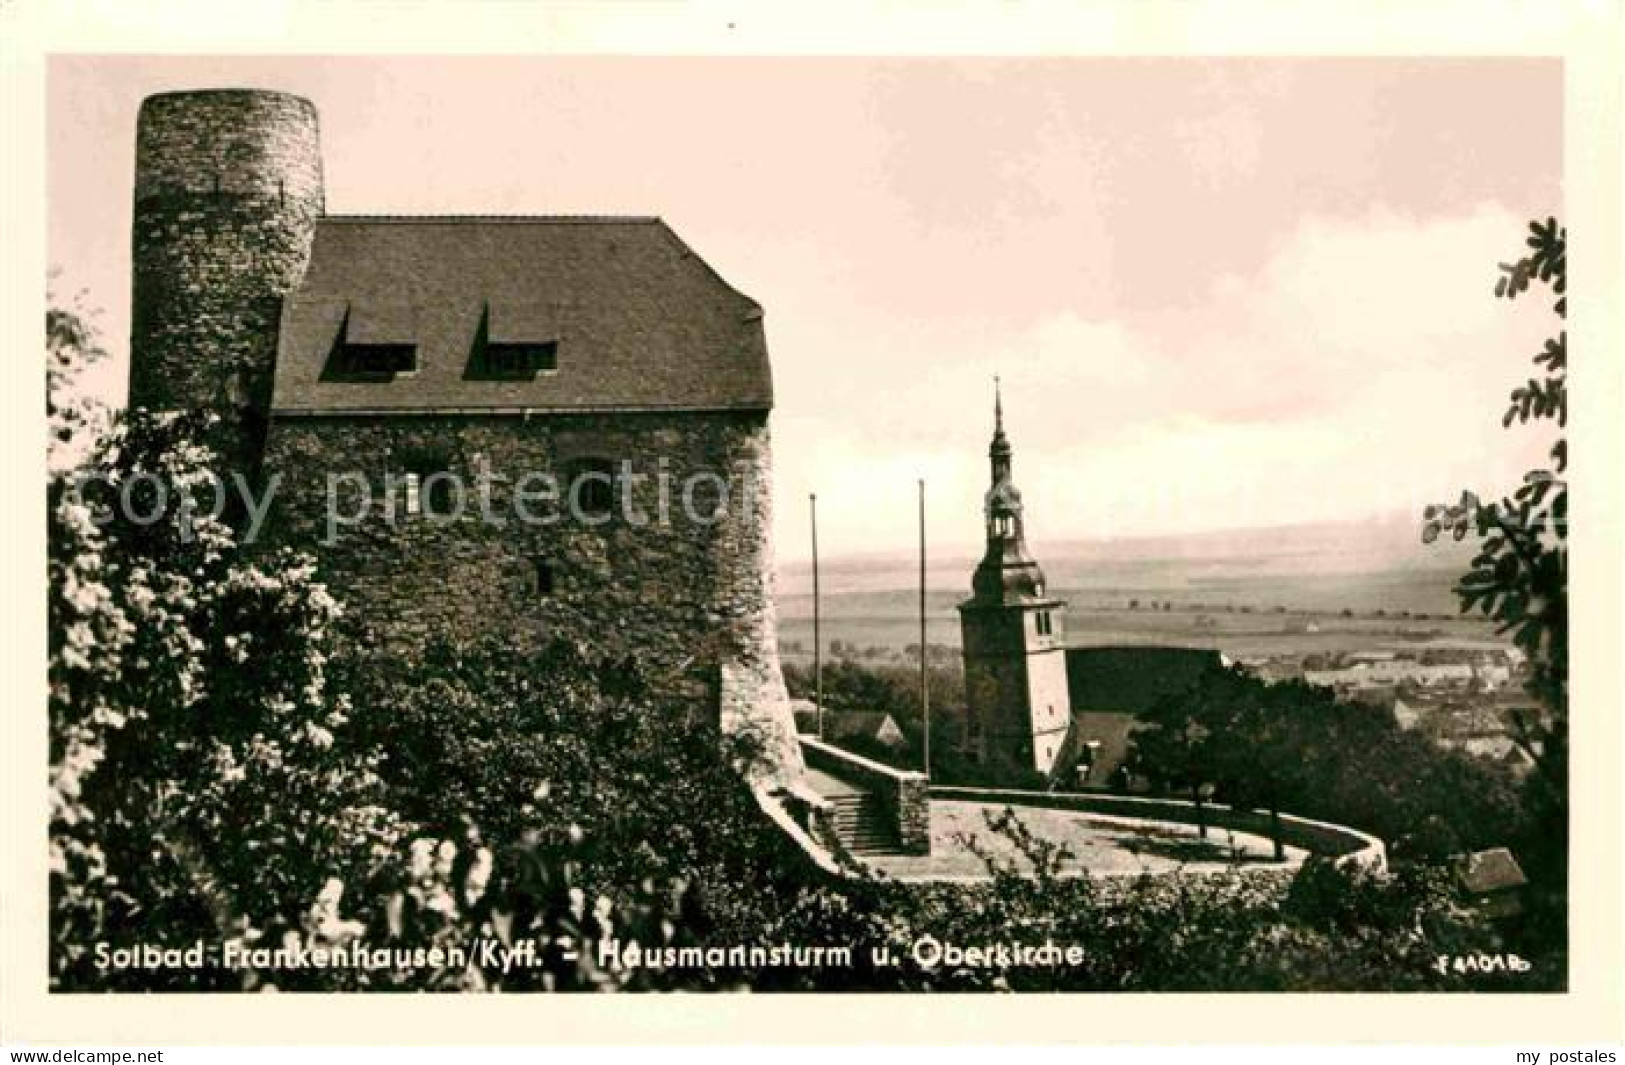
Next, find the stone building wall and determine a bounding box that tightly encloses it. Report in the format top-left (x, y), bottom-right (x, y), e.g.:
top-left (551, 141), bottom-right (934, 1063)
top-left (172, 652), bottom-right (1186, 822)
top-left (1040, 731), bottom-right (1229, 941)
top-left (962, 603), bottom-right (1073, 777)
top-left (961, 646), bottom-right (1034, 775)
top-left (129, 90), bottom-right (323, 475)
top-left (259, 409), bottom-right (803, 780)
top-left (1025, 645), bottom-right (1072, 773)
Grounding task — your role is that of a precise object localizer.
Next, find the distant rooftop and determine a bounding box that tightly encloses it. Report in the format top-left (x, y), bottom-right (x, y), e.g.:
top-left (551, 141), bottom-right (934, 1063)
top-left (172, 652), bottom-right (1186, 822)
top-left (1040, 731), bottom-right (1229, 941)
top-left (1457, 847), bottom-right (1528, 895)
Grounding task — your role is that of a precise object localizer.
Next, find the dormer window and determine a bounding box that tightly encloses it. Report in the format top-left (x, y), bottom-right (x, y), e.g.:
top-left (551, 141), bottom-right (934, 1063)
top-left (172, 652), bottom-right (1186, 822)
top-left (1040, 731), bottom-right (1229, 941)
top-left (323, 304), bottom-right (418, 381)
top-left (334, 342), bottom-right (416, 377)
top-left (468, 303), bottom-right (559, 380)
top-left (482, 341), bottom-right (558, 379)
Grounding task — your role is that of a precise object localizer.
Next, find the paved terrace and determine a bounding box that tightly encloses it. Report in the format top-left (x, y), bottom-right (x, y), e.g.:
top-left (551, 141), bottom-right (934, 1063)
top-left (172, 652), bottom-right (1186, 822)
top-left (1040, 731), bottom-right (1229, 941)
top-left (859, 797), bottom-right (1307, 882)
top-left (794, 737), bottom-right (1374, 882)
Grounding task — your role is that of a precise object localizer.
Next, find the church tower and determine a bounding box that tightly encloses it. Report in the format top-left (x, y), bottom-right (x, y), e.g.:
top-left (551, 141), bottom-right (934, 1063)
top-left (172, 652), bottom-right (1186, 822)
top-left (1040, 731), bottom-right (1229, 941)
top-left (957, 381), bottom-right (1072, 777)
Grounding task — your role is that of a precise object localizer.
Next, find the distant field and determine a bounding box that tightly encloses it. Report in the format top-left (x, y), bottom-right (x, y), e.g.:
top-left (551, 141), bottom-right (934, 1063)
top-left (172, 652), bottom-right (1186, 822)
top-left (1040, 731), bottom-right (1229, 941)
top-left (1057, 609), bottom-right (1506, 657)
top-left (777, 606), bottom-right (1504, 661)
top-left (775, 526), bottom-right (1508, 661)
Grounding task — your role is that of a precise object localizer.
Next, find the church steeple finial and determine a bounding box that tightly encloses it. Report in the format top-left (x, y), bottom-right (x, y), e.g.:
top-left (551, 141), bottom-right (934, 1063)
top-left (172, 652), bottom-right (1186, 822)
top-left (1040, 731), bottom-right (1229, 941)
top-left (989, 375), bottom-right (1012, 471)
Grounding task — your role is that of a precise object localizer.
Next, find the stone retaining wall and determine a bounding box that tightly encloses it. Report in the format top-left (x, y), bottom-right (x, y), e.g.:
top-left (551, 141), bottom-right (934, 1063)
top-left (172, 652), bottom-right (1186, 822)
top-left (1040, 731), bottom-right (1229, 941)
top-left (799, 737), bottom-right (930, 855)
top-left (930, 785), bottom-right (1386, 871)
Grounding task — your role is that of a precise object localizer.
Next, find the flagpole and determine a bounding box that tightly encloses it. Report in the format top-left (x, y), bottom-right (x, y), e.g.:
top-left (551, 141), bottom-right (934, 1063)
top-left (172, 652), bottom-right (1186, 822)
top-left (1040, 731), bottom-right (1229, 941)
top-left (919, 478), bottom-right (930, 779)
top-left (811, 492), bottom-right (823, 741)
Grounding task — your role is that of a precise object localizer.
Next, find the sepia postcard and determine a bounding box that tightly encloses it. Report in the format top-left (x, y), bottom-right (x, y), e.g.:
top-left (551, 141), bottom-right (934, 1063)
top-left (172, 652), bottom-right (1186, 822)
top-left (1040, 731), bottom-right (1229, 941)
top-left (3, 0), bottom-right (1622, 1049)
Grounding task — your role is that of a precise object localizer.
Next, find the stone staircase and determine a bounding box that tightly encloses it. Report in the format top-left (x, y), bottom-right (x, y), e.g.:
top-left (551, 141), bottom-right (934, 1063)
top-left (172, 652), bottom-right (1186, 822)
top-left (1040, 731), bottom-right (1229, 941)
top-left (826, 791), bottom-right (902, 855)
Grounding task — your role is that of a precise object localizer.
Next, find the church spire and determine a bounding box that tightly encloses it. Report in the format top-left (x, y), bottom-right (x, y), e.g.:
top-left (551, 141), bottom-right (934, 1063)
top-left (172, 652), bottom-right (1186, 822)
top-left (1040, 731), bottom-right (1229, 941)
top-left (983, 376), bottom-right (1022, 547)
top-left (989, 375), bottom-right (1012, 481)
top-left (968, 376), bottom-right (1048, 605)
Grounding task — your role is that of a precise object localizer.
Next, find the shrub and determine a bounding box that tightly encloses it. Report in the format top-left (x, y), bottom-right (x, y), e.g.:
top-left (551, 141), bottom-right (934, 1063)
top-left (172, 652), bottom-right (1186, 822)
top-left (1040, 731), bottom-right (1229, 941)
top-left (49, 410), bottom-right (403, 990)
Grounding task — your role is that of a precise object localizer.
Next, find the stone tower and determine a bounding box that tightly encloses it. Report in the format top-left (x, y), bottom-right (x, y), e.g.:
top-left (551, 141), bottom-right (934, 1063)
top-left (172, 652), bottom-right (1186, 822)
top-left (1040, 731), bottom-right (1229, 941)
top-left (124, 88), bottom-right (806, 787)
top-left (958, 381), bottom-right (1072, 777)
top-left (129, 89), bottom-right (323, 475)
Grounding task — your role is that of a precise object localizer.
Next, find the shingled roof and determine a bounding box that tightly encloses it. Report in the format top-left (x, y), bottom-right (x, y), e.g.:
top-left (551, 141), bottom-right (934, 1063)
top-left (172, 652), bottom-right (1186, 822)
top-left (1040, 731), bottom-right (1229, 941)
top-left (270, 216), bottom-right (773, 414)
top-left (1065, 646), bottom-right (1224, 713)
top-left (1047, 647), bottom-right (1224, 789)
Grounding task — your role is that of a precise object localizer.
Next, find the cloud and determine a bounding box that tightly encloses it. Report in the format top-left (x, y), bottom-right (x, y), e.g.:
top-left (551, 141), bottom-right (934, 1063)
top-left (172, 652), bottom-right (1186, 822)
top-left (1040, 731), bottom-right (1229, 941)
top-left (772, 203), bottom-right (1557, 558)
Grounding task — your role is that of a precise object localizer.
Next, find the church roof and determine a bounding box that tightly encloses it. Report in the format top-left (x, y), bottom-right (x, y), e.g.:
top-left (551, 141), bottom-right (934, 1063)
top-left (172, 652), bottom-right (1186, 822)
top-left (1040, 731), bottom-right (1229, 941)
top-left (963, 539), bottom-right (1053, 607)
top-left (270, 216), bottom-right (773, 414)
top-left (1049, 647), bottom-right (1225, 787)
top-left (1065, 646), bottom-right (1224, 713)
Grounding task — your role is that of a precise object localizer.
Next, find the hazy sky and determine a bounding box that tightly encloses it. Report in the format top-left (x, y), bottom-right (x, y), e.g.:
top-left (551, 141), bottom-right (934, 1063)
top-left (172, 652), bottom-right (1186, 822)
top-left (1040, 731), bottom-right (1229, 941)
top-left (48, 56), bottom-right (1562, 562)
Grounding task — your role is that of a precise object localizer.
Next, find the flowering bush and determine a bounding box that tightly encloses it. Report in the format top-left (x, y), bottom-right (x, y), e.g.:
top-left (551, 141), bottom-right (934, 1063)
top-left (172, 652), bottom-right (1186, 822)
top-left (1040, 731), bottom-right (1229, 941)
top-left (49, 407), bottom-right (405, 990)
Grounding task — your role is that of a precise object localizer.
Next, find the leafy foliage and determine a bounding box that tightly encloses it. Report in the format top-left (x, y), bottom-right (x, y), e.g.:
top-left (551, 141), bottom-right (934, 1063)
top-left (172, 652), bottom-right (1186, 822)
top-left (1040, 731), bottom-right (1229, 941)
top-left (48, 407), bottom-right (405, 990)
top-left (1420, 216), bottom-right (1571, 969)
top-left (47, 281), bottom-right (111, 476)
top-left (341, 635), bottom-right (813, 933)
top-left (1133, 664), bottom-right (1531, 863)
top-left (783, 655), bottom-right (965, 718)
top-left (1423, 217), bottom-right (1567, 771)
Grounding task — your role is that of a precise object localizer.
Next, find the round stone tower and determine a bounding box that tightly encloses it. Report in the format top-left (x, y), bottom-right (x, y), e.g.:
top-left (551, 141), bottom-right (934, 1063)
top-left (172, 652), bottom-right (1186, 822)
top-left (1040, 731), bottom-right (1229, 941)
top-left (129, 89), bottom-right (323, 475)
